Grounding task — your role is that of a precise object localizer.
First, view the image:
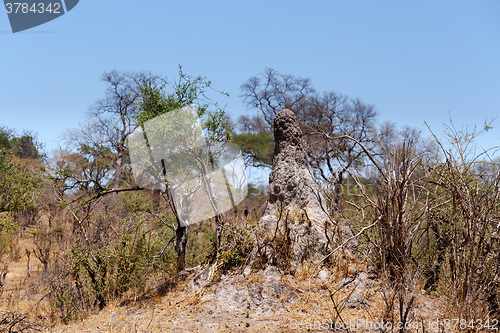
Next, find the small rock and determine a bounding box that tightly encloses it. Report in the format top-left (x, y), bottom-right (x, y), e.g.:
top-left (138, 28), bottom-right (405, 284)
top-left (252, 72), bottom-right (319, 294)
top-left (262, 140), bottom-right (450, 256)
top-left (243, 266), bottom-right (252, 277)
top-left (354, 272), bottom-right (375, 291)
top-left (346, 292), bottom-right (369, 309)
top-left (317, 269), bottom-right (329, 283)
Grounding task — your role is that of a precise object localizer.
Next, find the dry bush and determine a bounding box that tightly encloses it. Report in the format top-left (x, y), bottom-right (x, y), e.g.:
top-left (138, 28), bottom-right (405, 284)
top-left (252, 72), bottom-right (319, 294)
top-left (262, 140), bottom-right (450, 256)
top-left (0, 183), bottom-right (174, 322)
top-left (205, 216), bottom-right (254, 274)
top-left (331, 120), bottom-right (500, 325)
top-left (347, 140), bottom-right (427, 327)
top-left (0, 310), bottom-right (40, 332)
top-left (423, 123), bottom-right (500, 320)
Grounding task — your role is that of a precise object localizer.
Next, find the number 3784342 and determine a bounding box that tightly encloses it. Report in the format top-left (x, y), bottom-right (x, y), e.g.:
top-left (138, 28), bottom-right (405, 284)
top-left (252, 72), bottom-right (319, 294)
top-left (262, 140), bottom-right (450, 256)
top-left (5, 3), bottom-right (61, 14)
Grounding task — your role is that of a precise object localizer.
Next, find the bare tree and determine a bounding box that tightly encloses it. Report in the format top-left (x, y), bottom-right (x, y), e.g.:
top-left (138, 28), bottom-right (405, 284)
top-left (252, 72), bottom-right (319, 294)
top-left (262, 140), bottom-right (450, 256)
top-left (240, 68), bottom-right (315, 126)
top-left (304, 95), bottom-right (378, 209)
top-left (82, 70), bottom-right (158, 190)
top-left (235, 114), bottom-right (270, 134)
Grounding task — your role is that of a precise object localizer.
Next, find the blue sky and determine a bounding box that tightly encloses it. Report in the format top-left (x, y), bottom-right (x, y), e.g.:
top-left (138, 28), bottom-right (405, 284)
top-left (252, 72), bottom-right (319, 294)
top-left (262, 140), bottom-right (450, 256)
top-left (1, 0), bottom-right (499, 156)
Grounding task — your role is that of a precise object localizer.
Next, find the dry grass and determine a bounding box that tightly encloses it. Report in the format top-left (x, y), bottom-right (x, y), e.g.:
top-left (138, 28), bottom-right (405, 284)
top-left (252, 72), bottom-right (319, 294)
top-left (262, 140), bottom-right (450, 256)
top-left (0, 235), bottom-right (53, 323)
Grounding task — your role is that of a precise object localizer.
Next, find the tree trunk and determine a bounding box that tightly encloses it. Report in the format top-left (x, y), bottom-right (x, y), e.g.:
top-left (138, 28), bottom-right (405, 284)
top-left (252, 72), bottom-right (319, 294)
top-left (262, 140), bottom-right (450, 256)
top-left (113, 146), bottom-right (123, 189)
top-left (202, 154), bottom-right (223, 253)
top-left (175, 223), bottom-right (189, 272)
top-left (332, 170), bottom-right (344, 211)
top-left (215, 214), bottom-right (223, 253)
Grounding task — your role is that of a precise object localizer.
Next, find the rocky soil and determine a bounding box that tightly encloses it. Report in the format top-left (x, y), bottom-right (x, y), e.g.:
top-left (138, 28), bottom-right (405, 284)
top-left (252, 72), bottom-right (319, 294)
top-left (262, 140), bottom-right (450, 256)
top-left (45, 264), bottom-right (448, 333)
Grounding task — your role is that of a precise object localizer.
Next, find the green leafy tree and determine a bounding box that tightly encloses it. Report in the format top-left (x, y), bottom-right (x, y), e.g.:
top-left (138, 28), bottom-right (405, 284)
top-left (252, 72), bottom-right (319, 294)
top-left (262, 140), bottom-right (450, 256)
top-left (0, 126), bottom-right (43, 159)
top-left (135, 65), bottom-right (232, 271)
top-left (0, 127), bottom-right (13, 150)
top-left (137, 66), bottom-right (231, 142)
top-left (0, 128), bottom-right (42, 214)
top-left (0, 149), bottom-right (42, 213)
top-left (0, 145), bottom-right (42, 262)
top-left (11, 133), bottom-right (42, 159)
top-left (232, 131), bottom-right (274, 168)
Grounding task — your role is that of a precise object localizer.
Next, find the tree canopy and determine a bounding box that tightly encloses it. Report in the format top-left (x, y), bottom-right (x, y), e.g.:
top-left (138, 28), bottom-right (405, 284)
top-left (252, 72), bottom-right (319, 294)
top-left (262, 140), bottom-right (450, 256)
top-left (0, 128), bottom-right (42, 213)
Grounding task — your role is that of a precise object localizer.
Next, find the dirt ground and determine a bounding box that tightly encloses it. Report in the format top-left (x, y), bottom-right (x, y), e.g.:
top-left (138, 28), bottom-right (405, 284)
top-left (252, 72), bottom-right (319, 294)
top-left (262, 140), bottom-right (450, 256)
top-left (43, 265), bottom-right (448, 333)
